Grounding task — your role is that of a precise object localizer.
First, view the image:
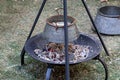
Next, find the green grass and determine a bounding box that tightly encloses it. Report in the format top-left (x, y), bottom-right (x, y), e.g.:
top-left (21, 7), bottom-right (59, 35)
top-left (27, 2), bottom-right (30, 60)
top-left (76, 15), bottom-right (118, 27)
top-left (0, 0), bottom-right (120, 80)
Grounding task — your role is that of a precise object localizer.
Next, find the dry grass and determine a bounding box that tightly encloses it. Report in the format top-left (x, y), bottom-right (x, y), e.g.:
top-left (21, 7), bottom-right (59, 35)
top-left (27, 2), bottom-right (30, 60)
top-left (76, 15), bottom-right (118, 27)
top-left (0, 0), bottom-right (120, 80)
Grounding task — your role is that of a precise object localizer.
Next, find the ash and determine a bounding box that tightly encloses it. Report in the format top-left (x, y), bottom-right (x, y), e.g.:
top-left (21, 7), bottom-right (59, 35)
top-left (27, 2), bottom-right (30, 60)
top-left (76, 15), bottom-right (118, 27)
top-left (34, 43), bottom-right (92, 64)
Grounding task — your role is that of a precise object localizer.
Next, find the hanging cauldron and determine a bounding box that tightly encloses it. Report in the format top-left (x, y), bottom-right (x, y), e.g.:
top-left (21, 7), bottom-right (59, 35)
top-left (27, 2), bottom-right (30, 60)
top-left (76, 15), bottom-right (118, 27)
top-left (94, 6), bottom-right (120, 35)
top-left (43, 15), bottom-right (79, 43)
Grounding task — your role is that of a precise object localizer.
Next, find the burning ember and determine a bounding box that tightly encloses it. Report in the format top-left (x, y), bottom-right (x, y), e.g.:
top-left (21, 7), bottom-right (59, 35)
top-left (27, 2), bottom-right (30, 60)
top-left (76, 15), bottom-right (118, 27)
top-left (34, 43), bottom-right (91, 63)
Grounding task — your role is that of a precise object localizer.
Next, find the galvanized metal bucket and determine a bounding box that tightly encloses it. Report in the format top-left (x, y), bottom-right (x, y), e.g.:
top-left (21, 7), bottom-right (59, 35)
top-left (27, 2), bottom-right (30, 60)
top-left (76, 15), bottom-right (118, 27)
top-left (43, 15), bottom-right (79, 43)
top-left (94, 6), bottom-right (120, 35)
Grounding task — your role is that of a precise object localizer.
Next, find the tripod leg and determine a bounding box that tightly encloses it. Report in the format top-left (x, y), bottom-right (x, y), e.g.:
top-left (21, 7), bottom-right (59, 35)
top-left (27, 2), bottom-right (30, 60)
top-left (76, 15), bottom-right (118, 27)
top-left (63, 0), bottom-right (70, 80)
top-left (81, 0), bottom-right (109, 56)
top-left (46, 64), bottom-right (53, 80)
top-left (97, 57), bottom-right (108, 80)
top-left (21, 48), bottom-right (26, 65)
top-left (20, 0), bottom-right (47, 65)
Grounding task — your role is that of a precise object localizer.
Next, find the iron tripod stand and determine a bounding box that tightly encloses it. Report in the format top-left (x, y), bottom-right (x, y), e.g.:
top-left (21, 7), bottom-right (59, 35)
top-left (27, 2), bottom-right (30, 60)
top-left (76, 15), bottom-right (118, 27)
top-left (45, 55), bottom-right (108, 80)
top-left (20, 0), bottom-right (109, 80)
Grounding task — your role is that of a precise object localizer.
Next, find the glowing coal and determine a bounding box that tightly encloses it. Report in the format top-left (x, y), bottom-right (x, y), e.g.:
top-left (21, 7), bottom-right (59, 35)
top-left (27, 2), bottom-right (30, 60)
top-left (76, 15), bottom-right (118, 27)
top-left (34, 43), bottom-right (91, 64)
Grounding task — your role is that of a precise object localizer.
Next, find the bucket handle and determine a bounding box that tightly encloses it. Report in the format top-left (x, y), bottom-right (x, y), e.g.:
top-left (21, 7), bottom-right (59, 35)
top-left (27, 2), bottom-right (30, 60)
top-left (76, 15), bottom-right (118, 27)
top-left (54, 7), bottom-right (63, 15)
top-left (98, 1), bottom-right (108, 8)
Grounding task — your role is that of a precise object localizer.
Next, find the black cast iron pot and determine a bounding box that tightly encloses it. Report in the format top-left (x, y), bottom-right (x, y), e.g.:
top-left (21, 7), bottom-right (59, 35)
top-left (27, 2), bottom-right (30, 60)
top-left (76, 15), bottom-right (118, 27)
top-left (94, 6), bottom-right (120, 35)
top-left (43, 15), bottom-right (79, 43)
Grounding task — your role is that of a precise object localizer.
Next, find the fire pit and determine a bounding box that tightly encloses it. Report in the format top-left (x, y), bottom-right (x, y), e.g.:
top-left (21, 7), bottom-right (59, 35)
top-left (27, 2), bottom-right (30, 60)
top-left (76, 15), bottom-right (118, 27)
top-left (24, 33), bottom-right (108, 80)
top-left (20, 0), bottom-right (109, 80)
top-left (25, 33), bottom-right (101, 65)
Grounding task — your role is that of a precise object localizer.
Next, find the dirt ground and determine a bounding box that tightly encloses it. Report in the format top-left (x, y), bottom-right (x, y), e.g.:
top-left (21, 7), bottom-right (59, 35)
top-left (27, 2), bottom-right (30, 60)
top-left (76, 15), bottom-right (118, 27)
top-left (0, 0), bottom-right (120, 80)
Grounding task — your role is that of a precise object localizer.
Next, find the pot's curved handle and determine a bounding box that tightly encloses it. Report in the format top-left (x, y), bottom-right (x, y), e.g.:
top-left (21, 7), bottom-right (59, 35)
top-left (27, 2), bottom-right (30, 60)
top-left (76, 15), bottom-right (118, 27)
top-left (53, 8), bottom-right (63, 30)
top-left (54, 7), bottom-right (63, 15)
top-left (98, 1), bottom-right (108, 8)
